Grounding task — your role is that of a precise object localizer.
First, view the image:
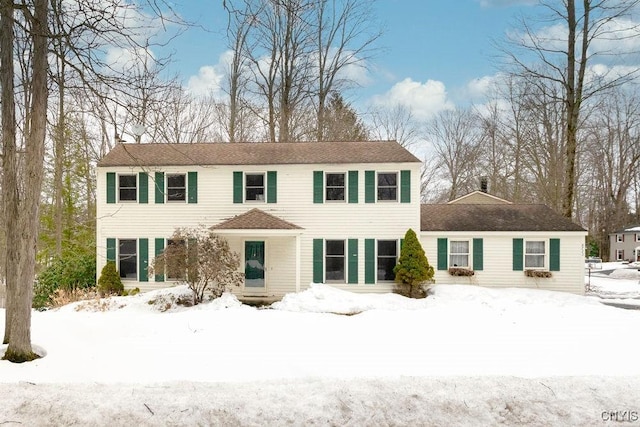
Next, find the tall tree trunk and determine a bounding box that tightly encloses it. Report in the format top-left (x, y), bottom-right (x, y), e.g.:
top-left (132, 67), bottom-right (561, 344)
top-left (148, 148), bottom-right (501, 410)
top-left (5, 0), bottom-right (49, 362)
top-left (1, 0), bottom-right (17, 345)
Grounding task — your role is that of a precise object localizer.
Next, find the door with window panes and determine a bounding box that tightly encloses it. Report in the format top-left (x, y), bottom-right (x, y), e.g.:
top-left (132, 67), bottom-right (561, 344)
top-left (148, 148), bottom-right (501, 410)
top-left (244, 241), bottom-right (266, 292)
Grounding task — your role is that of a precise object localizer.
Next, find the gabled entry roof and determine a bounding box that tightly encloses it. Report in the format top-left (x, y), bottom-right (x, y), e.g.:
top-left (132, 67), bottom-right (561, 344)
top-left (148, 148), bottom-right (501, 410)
top-left (211, 208), bottom-right (303, 231)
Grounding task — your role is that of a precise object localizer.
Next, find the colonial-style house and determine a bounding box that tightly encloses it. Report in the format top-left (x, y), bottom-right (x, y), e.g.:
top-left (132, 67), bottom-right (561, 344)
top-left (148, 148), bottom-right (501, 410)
top-left (96, 141), bottom-right (588, 298)
top-left (420, 191), bottom-right (587, 294)
top-left (609, 226), bottom-right (640, 262)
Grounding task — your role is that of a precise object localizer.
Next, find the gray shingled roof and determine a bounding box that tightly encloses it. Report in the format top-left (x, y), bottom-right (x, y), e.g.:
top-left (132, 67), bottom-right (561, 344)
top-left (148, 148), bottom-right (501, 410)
top-left (98, 141), bottom-right (421, 167)
top-left (421, 204), bottom-right (586, 232)
top-left (211, 208), bottom-right (303, 230)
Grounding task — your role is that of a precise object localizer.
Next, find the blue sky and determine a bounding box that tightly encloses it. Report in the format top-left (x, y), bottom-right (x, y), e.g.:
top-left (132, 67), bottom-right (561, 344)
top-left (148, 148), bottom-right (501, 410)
top-left (163, 0), bottom-right (536, 117)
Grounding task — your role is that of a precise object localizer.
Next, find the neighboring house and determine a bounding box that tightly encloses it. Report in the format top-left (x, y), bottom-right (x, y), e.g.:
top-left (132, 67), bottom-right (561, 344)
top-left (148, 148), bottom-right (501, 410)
top-left (609, 226), bottom-right (640, 262)
top-left (96, 141), bottom-right (422, 300)
top-left (96, 142), bottom-right (588, 298)
top-left (420, 191), bottom-right (588, 295)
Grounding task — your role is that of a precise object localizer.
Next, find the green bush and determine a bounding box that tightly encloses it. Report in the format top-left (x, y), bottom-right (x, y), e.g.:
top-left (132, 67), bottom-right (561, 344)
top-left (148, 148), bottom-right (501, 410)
top-left (97, 261), bottom-right (124, 296)
top-left (34, 253), bottom-right (96, 309)
top-left (394, 228), bottom-right (434, 298)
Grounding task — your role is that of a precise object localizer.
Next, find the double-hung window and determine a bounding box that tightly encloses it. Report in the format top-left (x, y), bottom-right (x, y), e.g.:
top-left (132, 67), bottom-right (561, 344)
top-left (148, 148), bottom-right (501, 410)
top-left (119, 239), bottom-right (137, 280)
top-left (326, 173), bottom-right (345, 202)
top-left (118, 174), bottom-right (137, 202)
top-left (449, 240), bottom-right (469, 268)
top-left (167, 174), bottom-right (186, 202)
top-left (636, 234), bottom-right (640, 242)
top-left (525, 241), bottom-right (545, 269)
top-left (377, 172), bottom-right (397, 201)
top-left (325, 240), bottom-right (345, 282)
top-left (617, 234), bottom-right (624, 242)
top-left (616, 249), bottom-right (624, 261)
top-left (245, 173), bottom-right (265, 202)
top-left (377, 240), bottom-right (397, 281)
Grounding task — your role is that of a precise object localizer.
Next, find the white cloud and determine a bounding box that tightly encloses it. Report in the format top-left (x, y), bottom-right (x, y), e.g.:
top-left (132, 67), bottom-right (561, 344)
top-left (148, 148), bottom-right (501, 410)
top-left (186, 51), bottom-right (234, 97)
top-left (370, 78), bottom-right (454, 120)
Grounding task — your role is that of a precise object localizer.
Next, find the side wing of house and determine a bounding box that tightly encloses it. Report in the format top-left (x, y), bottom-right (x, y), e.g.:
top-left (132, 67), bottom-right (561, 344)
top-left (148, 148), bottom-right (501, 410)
top-left (420, 231), bottom-right (586, 294)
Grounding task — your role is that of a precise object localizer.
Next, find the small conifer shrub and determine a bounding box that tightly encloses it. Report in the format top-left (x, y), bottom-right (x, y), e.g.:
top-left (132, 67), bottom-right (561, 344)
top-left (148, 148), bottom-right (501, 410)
top-left (97, 261), bottom-right (124, 296)
top-left (393, 229), bottom-right (434, 298)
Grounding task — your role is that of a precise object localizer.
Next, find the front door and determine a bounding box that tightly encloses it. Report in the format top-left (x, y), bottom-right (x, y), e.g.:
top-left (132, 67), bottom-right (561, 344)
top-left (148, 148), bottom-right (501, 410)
top-left (244, 241), bottom-right (266, 292)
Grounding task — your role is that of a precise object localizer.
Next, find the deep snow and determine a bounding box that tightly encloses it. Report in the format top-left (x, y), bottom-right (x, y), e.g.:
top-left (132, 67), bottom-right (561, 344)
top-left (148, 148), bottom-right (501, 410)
top-left (1, 262), bottom-right (639, 426)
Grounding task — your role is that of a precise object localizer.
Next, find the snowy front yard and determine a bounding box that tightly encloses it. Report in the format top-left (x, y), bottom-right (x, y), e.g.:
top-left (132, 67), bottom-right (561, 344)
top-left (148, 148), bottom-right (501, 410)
top-left (1, 263), bottom-right (639, 425)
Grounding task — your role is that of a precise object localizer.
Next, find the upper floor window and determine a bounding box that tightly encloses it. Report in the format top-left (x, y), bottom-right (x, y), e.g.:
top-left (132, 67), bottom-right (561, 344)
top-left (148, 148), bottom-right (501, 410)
top-left (377, 240), bottom-right (398, 281)
top-left (525, 240), bottom-right (545, 269)
top-left (636, 234), bottom-right (640, 242)
top-left (167, 174), bottom-right (186, 202)
top-left (118, 174), bottom-right (137, 202)
top-left (377, 172), bottom-right (397, 201)
top-left (326, 173), bottom-right (345, 201)
top-left (245, 173), bottom-right (265, 201)
top-left (449, 240), bottom-right (470, 268)
top-left (617, 234), bottom-right (624, 242)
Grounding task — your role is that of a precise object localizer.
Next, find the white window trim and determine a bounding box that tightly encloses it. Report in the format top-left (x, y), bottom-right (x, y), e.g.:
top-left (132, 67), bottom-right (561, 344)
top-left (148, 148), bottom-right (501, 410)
top-left (377, 239), bottom-right (398, 282)
top-left (616, 249), bottom-right (624, 261)
top-left (376, 171), bottom-right (398, 202)
top-left (524, 239), bottom-right (547, 270)
top-left (636, 234), bottom-right (640, 242)
top-left (449, 239), bottom-right (470, 268)
top-left (325, 172), bottom-right (346, 203)
top-left (245, 172), bottom-right (266, 203)
top-left (325, 239), bottom-right (346, 283)
top-left (617, 234), bottom-right (624, 242)
top-left (118, 238), bottom-right (138, 281)
top-left (166, 173), bottom-right (187, 203)
top-left (118, 173), bottom-right (137, 203)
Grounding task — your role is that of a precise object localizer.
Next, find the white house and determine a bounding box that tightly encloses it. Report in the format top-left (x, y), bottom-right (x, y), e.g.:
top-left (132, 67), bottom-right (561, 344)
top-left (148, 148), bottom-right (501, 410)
top-left (96, 141), bottom-right (587, 298)
top-left (96, 141), bottom-right (421, 300)
top-left (420, 191), bottom-right (587, 294)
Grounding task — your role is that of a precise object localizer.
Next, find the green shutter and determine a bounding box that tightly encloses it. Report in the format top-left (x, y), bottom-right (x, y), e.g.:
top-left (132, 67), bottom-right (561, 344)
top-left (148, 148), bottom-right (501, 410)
top-left (233, 171), bottom-right (243, 204)
top-left (267, 171), bottom-right (277, 203)
top-left (138, 172), bottom-right (148, 204)
top-left (550, 238), bottom-right (560, 271)
top-left (473, 238), bottom-right (483, 271)
top-left (106, 172), bottom-right (116, 204)
top-left (513, 238), bottom-right (524, 271)
top-left (437, 238), bottom-right (448, 270)
top-left (154, 172), bottom-right (164, 204)
top-left (139, 238), bottom-right (149, 282)
top-left (364, 239), bottom-right (375, 284)
top-left (106, 238), bottom-right (116, 263)
top-left (348, 239), bottom-right (358, 284)
top-left (400, 170), bottom-right (411, 203)
top-left (154, 238), bottom-right (165, 282)
top-left (348, 170), bottom-right (358, 204)
top-left (313, 171), bottom-right (323, 204)
top-left (365, 171), bottom-right (375, 203)
top-left (188, 171), bottom-right (198, 204)
top-left (313, 239), bottom-right (323, 283)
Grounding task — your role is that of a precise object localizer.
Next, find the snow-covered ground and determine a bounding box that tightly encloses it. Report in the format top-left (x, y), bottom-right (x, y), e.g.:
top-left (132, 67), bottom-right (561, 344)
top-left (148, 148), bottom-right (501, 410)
top-left (1, 263), bottom-right (639, 426)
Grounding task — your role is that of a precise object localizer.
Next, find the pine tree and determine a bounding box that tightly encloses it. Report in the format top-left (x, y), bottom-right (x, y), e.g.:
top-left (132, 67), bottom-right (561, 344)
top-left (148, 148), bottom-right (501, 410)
top-left (97, 261), bottom-right (124, 296)
top-left (394, 229), bottom-right (434, 298)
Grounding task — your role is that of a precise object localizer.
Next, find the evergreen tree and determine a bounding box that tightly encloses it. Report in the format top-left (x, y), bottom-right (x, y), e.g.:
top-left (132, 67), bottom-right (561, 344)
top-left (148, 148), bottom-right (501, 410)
top-left (97, 261), bottom-right (124, 296)
top-left (394, 229), bottom-right (434, 298)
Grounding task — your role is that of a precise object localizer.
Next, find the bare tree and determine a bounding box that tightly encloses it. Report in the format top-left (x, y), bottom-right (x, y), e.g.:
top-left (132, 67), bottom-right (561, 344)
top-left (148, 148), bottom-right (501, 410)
top-left (369, 104), bottom-right (421, 149)
top-left (503, 0), bottom-right (640, 218)
top-left (426, 109), bottom-right (484, 201)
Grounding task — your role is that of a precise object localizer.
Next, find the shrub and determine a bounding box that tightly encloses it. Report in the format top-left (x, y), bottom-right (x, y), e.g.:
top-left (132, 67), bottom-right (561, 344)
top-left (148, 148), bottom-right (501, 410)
top-left (34, 253), bottom-right (96, 309)
top-left (97, 261), bottom-right (124, 296)
top-left (150, 226), bottom-right (243, 304)
top-left (393, 228), bottom-right (434, 298)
